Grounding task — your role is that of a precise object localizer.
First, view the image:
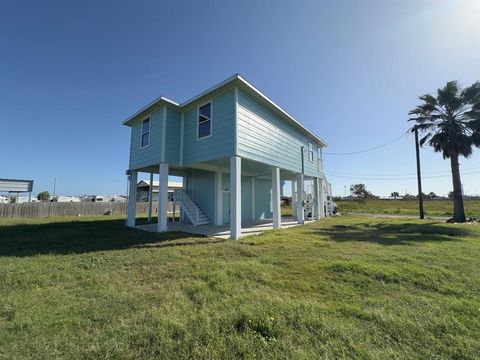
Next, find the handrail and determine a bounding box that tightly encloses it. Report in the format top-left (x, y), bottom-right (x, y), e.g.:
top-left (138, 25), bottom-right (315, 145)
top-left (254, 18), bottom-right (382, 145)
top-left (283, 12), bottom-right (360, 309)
top-left (173, 189), bottom-right (201, 225)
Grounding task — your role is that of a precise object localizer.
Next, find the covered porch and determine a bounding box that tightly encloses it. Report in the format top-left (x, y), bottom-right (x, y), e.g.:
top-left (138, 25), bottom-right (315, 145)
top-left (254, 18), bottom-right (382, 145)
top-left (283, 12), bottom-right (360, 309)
top-left (126, 156), bottom-right (326, 239)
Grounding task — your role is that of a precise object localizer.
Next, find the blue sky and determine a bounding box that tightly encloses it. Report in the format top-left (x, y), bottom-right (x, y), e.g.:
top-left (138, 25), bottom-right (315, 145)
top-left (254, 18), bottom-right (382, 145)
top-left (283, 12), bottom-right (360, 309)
top-left (1, 0), bottom-right (479, 197)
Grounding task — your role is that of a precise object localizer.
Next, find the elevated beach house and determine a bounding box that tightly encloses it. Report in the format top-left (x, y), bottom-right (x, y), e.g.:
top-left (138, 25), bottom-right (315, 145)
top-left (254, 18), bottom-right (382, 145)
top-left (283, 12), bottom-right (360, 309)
top-left (123, 74), bottom-right (328, 239)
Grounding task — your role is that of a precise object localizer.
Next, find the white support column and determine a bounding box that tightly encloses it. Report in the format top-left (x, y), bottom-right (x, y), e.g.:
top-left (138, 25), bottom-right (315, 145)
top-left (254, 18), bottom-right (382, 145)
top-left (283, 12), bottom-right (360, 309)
top-left (214, 171), bottom-right (223, 226)
top-left (313, 177), bottom-right (321, 220)
top-left (157, 163), bottom-right (169, 232)
top-left (126, 170), bottom-right (137, 227)
top-left (296, 173), bottom-right (305, 224)
top-left (319, 177), bottom-right (325, 218)
top-left (272, 167), bottom-right (281, 229)
top-left (230, 156), bottom-right (241, 240)
top-left (291, 180), bottom-right (297, 219)
top-left (147, 172), bottom-right (153, 222)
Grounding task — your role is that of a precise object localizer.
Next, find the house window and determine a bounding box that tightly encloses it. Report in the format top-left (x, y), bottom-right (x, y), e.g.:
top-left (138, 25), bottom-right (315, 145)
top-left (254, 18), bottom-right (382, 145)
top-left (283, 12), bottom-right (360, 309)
top-left (198, 102), bottom-right (212, 139)
top-left (141, 118), bottom-right (150, 148)
top-left (308, 142), bottom-right (314, 161)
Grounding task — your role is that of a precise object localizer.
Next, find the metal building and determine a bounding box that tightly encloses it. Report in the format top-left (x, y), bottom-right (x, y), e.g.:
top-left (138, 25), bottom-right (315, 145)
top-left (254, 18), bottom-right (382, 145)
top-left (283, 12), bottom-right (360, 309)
top-left (0, 179), bottom-right (34, 203)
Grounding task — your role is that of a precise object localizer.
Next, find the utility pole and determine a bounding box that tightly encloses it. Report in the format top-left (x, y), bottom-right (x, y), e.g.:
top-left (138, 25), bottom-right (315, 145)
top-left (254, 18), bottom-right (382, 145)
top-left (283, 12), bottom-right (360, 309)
top-left (414, 129), bottom-right (424, 219)
top-left (344, 185), bottom-right (347, 197)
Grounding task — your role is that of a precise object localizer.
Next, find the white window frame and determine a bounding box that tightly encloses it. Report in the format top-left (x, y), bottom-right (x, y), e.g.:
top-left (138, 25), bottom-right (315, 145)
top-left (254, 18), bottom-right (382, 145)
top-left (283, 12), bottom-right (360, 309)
top-left (197, 101), bottom-right (212, 140)
top-left (140, 117), bottom-right (151, 149)
top-left (308, 142), bottom-right (314, 161)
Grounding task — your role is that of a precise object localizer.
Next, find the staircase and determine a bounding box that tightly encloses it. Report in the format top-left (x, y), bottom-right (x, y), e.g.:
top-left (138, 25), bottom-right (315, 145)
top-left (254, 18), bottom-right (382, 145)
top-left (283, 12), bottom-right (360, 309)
top-left (173, 189), bottom-right (210, 226)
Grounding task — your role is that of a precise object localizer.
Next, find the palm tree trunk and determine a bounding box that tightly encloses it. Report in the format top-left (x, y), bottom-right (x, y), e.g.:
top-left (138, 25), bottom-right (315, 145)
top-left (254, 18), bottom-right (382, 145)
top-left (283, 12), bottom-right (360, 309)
top-left (450, 154), bottom-right (466, 222)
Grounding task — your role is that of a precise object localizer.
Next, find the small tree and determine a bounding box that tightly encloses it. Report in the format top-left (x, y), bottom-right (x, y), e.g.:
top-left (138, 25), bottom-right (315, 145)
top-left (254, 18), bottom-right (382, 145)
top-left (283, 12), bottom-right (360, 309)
top-left (350, 184), bottom-right (375, 199)
top-left (37, 191), bottom-right (50, 202)
top-left (391, 191), bottom-right (400, 199)
top-left (428, 192), bottom-right (437, 199)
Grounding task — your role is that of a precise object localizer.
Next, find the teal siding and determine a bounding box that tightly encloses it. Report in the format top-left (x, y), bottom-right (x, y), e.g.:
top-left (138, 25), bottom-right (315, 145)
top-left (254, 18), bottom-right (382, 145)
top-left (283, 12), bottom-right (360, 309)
top-left (184, 171), bottom-right (273, 224)
top-left (183, 89), bottom-right (235, 164)
top-left (165, 108), bottom-right (181, 164)
top-left (186, 169), bottom-right (215, 222)
top-left (237, 90), bottom-right (322, 178)
top-left (129, 108), bottom-right (163, 170)
top-left (241, 176), bottom-right (252, 221)
top-left (254, 178), bottom-right (272, 220)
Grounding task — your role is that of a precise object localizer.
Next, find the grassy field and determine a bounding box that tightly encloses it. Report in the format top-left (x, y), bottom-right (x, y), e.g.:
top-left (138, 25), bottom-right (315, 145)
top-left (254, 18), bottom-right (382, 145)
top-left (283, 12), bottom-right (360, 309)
top-left (336, 199), bottom-right (480, 217)
top-left (1, 215), bottom-right (479, 359)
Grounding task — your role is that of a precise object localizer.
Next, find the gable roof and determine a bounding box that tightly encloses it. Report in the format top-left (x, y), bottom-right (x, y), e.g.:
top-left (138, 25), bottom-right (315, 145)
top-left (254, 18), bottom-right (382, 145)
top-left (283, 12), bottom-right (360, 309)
top-left (122, 74), bottom-right (327, 147)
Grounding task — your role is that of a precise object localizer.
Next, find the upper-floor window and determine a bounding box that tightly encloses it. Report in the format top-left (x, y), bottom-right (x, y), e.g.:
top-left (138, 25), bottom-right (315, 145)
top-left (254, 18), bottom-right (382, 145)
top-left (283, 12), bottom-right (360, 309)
top-left (141, 118), bottom-right (150, 148)
top-left (318, 147), bottom-right (322, 160)
top-left (198, 102), bottom-right (212, 139)
top-left (308, 142), bottom-right (314, 161)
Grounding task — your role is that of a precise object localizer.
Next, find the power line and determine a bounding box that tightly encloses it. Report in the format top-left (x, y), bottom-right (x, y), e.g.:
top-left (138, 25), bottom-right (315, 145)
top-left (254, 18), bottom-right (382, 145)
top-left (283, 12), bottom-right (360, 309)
top-left (326, 166), bottom-right (480, 177)
top-left (325, 171), bottom-right (480, 181)
top-left (323, 129), bottom-right (411, 156)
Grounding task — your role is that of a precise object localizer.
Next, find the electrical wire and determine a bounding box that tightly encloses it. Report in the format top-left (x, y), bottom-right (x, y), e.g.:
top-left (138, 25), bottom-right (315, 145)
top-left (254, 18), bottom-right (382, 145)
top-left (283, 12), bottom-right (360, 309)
top-left (325, 166), bottom-right (480, 177)
top-left (325, 171), bottom-right (480, 181)
top-left (323, 129), bottom-right (411, 155)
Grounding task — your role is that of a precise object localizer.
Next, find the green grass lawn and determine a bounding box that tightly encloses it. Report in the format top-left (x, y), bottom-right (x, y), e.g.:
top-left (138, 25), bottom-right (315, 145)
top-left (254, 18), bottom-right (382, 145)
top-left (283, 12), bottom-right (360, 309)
top-left (336, 199), bottom-right (480, 217)
top-left (1, 215), bottom-right (479, 359)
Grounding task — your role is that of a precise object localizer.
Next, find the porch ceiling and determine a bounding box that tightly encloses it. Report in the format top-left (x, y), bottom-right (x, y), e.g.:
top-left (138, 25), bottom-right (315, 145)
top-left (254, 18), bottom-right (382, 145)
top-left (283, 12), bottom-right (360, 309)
top-left (133, 158), bottom-right (300, 180)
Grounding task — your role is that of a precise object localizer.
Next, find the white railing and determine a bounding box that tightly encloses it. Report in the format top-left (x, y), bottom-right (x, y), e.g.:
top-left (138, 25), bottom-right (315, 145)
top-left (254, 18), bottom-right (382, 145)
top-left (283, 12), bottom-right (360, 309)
top-left (173, 189), bottom-right (200, 225)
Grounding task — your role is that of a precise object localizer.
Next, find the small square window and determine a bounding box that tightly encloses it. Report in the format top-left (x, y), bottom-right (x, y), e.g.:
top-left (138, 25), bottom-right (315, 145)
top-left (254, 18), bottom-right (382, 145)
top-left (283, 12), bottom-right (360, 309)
top-left (308, 142), bottom-right (314, 161)
top-left (141, 118), bottom-right (150, 148)
top-left (198, 103), bottom-right (212, 139)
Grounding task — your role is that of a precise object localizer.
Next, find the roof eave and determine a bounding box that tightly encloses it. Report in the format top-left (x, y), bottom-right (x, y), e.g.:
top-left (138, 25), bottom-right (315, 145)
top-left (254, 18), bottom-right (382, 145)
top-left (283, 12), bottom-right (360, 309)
top-left (122, 96), bottom-right (180, 126)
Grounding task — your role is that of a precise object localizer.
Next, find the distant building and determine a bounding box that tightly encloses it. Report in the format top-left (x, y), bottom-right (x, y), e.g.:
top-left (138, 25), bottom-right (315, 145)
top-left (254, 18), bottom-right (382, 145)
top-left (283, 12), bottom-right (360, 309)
top-left (51, 196), bottom-right (81, 203)
top-left (79, 195), bottom-right (126, 203)
top-left (0, 178), bottom-right (34, 203)
top-left (136, 180), bottom-right (183, 202)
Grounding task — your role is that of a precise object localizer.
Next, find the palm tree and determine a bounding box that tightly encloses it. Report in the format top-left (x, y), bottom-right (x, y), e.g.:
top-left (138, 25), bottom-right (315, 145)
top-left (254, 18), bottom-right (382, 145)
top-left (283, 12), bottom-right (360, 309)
top-left (391, 191), bottom-right (399, 199)
top-left (409, 81), bottom-right (480, 222)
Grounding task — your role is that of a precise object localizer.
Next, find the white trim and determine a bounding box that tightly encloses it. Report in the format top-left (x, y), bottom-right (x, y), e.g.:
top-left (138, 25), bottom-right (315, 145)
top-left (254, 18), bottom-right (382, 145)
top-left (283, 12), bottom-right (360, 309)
top-left (147, 172), bottom-right (153, 222)
top-left (181, 74), bottom-right (327, 147)
top-left (272, 167), bottom-right (281, 229)
top-left (234, 87), bottom-right (239, 155)
top-left (140, 116), bottom-right (151, 149)
top-left (122, 74), bottom-right (327, 147)
top-left (214, 171), bottom-right (223, 226)
top-left (291, 179), bottom-right (297, 220)
top-left (296, 173), bottom-right (305, 224)
top-left (319, 177), bottom-right (325, 218)
top-left (196, 101), bottom-right (213, 140)
top-left (123, 97), bottom-right (179, 125)
top-left (180, 112), bottom-right (184, 165)
top-left (157, 163), bottom-right (169, 232)
top-left (230, 156), bottom-right (241, 240)
top-left (126, 170), bottom-right (138, 227)
top-left (308, 142), bottom-right (314, 162)
top-left (161, 108), bottom-right (167, 162)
